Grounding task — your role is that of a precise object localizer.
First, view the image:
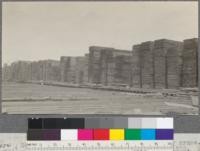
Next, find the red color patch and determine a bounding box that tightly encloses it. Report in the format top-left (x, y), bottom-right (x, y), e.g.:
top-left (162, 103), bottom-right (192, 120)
top-left (93, 129), bottom-right (109, 140)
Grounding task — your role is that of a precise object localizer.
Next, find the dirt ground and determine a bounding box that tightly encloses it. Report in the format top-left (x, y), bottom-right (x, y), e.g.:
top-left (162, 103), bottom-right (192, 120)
top-left (2, 82), bottom-right (198, 114)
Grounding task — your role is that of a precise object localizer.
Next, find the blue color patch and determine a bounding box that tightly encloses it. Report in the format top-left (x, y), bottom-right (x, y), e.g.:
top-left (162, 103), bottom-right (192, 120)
top-left (141, 129), bottom-right (156, 140)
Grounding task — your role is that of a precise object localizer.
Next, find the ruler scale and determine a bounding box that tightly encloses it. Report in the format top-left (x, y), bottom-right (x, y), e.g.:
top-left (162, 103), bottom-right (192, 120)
top-left (1, 139), bottom-right (200, 151)
top-left (0, 141), bottom-right (173, 151)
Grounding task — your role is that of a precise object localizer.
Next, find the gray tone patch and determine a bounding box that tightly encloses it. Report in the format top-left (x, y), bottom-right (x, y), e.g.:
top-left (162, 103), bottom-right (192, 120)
top-left (128, 117), bottom-right (142, 128)
top-left (113, 117), bottom-right (128, 128)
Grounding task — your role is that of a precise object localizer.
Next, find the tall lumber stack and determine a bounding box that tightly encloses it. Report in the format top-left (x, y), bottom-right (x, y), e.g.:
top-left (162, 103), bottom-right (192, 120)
top-left (166, 44), bottom-right (183, 88)
top-left (68, 57), bottom-right (80, 84)
top-left (2, 64), bottom-right (10, 81)
top-left (100, 49), bottom-right (114, 85)
top-left (154, 39), bottom-right (168, 88)
top-left (112, 50), bottom-right (132, 86)
top-left (74, 56), bottom-right (89, 84)
top-left (2, 37), bottom-right (198, 89)
top-left (88, 46), bottom-right (114, 84)
top-left (107, 61), bottom-right (115, 86)
top-left (2, 60), bottom-right (60, 82)
top-left (88, 46), bottom-right (132, 86)
top-left (60, 57), bottom-right (77, 83)
top-left (140, 41), bottom-right (154, 88)
top-left (82, 54), bottom-right (89, 84)
top-left (154, 39), bottom-right (182, 88)
top-left (40, 60), bottom-right (60, 82)
top-left (182, 38), bottom-right (198, 87)
top-left (132, 44), bottom-right (141, 88)
top-left (50, 60), bottom-right (61, 82)
top-left (60, 56), bottom-right (69, 82)
top-left (88, 47), bottom-right (101, 84)
top-left (8, 61), bottom-right (32, 82)
top-left (60, 56), bottom-right (70, 82)
top-left (30, 61), bottom-right (40, 81)
top-left (114, 55), bottom-right (132, 86)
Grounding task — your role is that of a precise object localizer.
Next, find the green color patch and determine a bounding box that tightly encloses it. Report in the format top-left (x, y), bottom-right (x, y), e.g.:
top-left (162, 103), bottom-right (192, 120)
top-left (125, 129), bottom-right (141, 140)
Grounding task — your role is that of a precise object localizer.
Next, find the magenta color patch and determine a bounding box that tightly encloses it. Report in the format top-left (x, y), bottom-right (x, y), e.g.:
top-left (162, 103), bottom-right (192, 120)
top-left (78, 129), bottom-right (93, 140)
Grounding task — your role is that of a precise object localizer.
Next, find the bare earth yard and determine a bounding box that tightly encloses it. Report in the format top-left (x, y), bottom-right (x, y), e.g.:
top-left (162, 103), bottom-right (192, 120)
top-left (2, 82), bottom-right (198, 114)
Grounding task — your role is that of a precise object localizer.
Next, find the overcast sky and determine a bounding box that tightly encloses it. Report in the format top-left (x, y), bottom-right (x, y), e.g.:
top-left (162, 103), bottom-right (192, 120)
top-left (2, 1), bottom-right (198, 64)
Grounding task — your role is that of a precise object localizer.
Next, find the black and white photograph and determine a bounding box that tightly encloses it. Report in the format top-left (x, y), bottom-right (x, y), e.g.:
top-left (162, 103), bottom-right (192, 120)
top-left (2, 1), bottom-right (198, 114)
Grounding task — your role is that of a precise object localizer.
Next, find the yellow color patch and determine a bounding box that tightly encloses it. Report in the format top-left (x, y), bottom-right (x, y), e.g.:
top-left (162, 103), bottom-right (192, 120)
top-left (109, 129), bottom-right (124, 140)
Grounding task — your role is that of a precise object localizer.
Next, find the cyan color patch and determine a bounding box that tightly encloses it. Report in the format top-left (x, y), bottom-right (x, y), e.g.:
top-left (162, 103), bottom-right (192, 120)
top-left (141, 129), bottom-right (156, 140)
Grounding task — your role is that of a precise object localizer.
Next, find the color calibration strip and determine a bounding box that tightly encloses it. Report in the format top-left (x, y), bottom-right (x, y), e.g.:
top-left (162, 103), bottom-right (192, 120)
top-left (28, 128), bottom-right (173, 141)
top-left (28, 117), bottom-right (173, 141)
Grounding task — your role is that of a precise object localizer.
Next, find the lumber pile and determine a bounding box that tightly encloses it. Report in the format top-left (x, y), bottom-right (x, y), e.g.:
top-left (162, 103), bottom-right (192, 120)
top-left (154, 39), bottom-right (182, 88)
top-left (132, 44), bottom-right (141, 88)
top-left (114, 55), bottom-right (132, 86)
top-left (166, 44), bottom-right (183, 88)
top-left (182, 38), bottom-right (198, 87)
top-left (140, 41), bottom-right (154, 88)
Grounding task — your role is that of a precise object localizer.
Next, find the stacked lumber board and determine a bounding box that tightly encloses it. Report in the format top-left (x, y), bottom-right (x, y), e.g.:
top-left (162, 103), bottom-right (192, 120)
top-left (100, 49), bottom-right (114, 85)
top-left (166, 44), bottom-right (183, 89)
top-left (88, 46), bottom-right (111, 84)
top-left (114, 55), bottom-right (132, 86)
top-left (182, 38), bottom-right (198, 87)
top-left (154, 39), bottom-right (182, 88)
top-left (132, 44), bottom-right (142, 88)
top-left (74, 55), bottom-right (89, 84)
top-left (140, 41), bottom-right (154, 88)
